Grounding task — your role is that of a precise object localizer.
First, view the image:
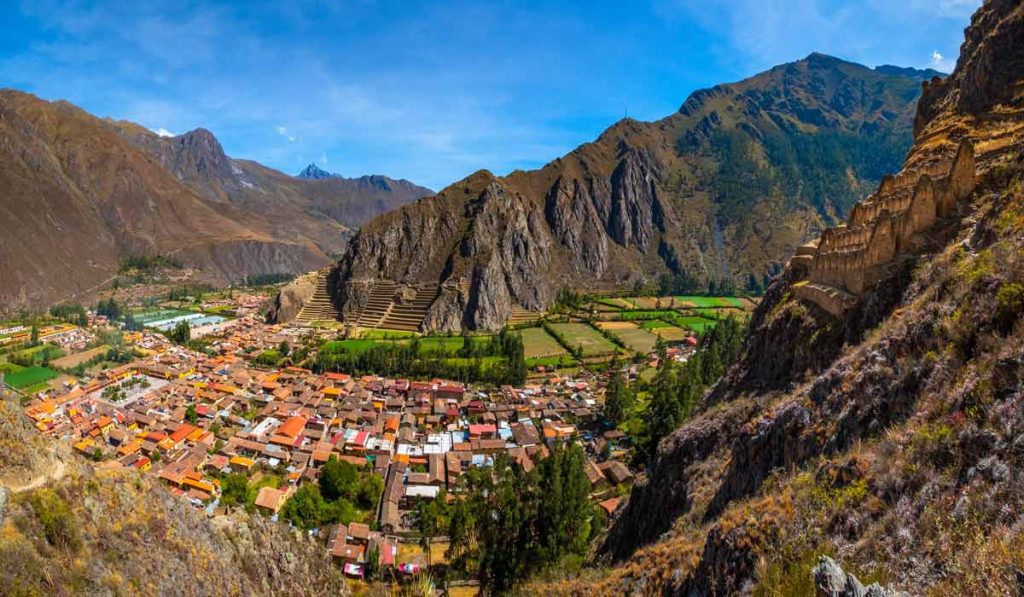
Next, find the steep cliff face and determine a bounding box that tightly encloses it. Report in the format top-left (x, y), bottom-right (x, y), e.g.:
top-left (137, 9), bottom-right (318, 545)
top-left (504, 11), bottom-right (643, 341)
top-left (576, 2), bottom-right (1024, 595)
top-left (0, 91), bottom-right (429, 310)
top-left (334, 55), bottom-right (935, 330)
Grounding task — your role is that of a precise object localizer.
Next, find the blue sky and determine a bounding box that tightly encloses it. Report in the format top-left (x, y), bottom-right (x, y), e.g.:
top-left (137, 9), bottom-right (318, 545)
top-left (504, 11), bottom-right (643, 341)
top-left (0, 0), bottom-right (979, 190)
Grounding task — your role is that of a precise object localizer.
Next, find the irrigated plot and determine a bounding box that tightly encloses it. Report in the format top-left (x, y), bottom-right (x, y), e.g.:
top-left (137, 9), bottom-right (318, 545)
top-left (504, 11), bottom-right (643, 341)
top-left (676, 316), bottom-right (717, 333)
top-left (518, 327), bottom-right (567, 359)
top-left (598, 322), bottom-right (659, 353)
top-left (630, 296), bottom-right (679, 310)
top-left (547, 323), bottom-right (618, 357)
top-left (643, 321), bottom-right (692, 342)
top-left (416, 335), bottom-right (492, 356)
top-left (5, 366), bottom-right (58, 389)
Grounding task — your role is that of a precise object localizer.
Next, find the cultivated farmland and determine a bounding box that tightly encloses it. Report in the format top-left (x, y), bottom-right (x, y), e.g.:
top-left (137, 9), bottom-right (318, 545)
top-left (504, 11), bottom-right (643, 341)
top-left (4, 365), bottom-right (58, 389)
top-left (547, 323), bottom-right (618, 357)
top-left (519, 327), bottom-right (568, 359)
top-left (596, 322), bottom-right (659, 353)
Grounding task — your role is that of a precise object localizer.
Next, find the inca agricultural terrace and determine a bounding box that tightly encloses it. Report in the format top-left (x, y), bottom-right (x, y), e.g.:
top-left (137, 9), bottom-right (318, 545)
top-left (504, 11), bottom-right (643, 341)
top-left (791, 138), bottom-right (977, 316)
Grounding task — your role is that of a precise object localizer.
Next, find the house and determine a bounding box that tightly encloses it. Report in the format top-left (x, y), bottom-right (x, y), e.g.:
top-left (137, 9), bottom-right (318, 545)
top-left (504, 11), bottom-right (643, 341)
top-left (598, 496), bottom-right (622, 515)
top-left (585, 460), bottom-right (608, 490)
top-left (598, 460), bottom-right (634, 485)
top-left (347, 522), bottom-right (370, 545)
top-left (468, 423), bottom-right (497, 439)
top-left (254, 486), bottom-right (292, 513)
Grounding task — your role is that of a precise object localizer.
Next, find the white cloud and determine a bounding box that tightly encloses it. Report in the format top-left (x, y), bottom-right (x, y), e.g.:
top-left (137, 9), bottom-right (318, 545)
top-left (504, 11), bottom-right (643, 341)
top-left (930, 49), bottom-right (956, 72)
top-left (318, 153), bottom-right (328, 165)
top-left (154, 127), bottom-right (175, 137)
top-left (276, 125), bottom-right (296, 142)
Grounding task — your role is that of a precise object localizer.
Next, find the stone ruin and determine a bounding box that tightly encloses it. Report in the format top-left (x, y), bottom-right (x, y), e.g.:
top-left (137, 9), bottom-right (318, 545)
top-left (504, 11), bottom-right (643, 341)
top-left (791, 139), bottom-right (977, 316)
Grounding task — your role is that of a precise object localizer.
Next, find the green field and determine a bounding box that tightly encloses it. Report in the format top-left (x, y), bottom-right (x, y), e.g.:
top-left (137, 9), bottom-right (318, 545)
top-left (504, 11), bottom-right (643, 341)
top-left (416, 336), bottom-right (491, 356)
top-left (619, 310), bottom-right (678, 320)
top-left (648, 325), bottom-right (689, 342)
top-left (638, 320), bottom-right (675, 329)
top-left (673, 296), bottom-right (746, 308)
top-left (607, 326), bottom-right (659, 353)
top-left (676, 316), bottom-right (717, 333)
top-left (525, 355), bottom-right (577, 369)
top-left (12, 343), bottom-right (65, 365)
top-left (518, 327), bottom-right (568, 359)
top-left (547, 323), bottom-right (618, 357)
top-left (5, 366), bottom-right (58, 389)
top-left (321, 334), bottom-right (499, 357)
top-left (357, 329), bottom-right (418, 340)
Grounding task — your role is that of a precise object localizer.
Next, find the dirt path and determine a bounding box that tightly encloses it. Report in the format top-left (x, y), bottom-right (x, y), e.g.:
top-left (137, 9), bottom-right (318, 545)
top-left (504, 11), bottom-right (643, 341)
top-left (4, 459), bottom-right (67, 494)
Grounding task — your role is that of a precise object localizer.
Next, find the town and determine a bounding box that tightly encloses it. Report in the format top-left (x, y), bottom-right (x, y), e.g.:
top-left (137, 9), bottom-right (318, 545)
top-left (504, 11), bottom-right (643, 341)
top-left (0, 285), bottom-right (746, 587)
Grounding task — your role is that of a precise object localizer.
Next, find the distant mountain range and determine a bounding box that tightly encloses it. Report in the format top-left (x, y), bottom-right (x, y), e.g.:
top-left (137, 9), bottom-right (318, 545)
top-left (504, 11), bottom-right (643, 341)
top-left (0, 90), bottom-right (431, 309)
top-left (332, 54), bottom-right (941, 330)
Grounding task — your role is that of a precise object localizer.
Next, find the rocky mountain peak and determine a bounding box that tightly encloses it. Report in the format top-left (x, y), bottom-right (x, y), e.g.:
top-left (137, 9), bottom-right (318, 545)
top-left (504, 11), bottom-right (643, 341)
top-left (171, 127), bottom-right (234, 183)
top-left (297, 163), bottom-right (337, 180)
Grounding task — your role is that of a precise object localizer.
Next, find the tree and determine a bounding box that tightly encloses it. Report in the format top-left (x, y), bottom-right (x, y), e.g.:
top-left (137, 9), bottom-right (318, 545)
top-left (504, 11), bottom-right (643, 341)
top-left (319, 456), bottom-right (359, 502)
top-left (365, 543), bottom-right (380, 582)
top-left (168, 321), bottom-right (191, 345)
top-left (30, 324), bottom-right (39, 346)
top-left (646, 360), bottom-right (681, 452)
top-left (414, 491), bottom-right (449, 570)
top-left (277, 340), bottom-right (290, 356)
top-left (220, 473), bottom-right (250, 508)
top-left (603, 370), bottom-right (634, 426)
top-left (96, 298), bottom-right (122, 320)
top-left (185, 403), bottom-right (198, 424)
top-left (356, 474), bottom-right (384, 510)
top-left (446, 497), bottom-right (476, 563)
top-left (281, 484), bottom-right (327, 529)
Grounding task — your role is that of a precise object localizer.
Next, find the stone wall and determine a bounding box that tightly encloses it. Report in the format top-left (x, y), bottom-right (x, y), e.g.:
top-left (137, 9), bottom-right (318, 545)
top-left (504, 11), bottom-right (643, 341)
top-left (796, 139), bottom-right (975, 313)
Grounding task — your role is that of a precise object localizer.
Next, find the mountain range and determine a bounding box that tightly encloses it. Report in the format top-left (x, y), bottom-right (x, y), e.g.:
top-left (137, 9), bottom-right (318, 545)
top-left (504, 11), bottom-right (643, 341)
top-left (330, 54), bottom-right (941, 331)
top-left (0, 91), bottom-right (430, 310)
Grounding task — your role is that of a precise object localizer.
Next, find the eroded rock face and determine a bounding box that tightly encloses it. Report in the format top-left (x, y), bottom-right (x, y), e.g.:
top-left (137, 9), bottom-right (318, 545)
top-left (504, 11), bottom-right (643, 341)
top-left (607, 146), bottom-right (665, 251)
top-left (266, 273), bottom-right (316, 324)
top-left (545, 177), bottom-right (610, 276)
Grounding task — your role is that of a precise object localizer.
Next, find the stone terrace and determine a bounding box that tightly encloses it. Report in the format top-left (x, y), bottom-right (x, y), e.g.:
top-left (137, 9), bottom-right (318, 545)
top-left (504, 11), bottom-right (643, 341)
top-left (791, 139), bottom-right (976, 316)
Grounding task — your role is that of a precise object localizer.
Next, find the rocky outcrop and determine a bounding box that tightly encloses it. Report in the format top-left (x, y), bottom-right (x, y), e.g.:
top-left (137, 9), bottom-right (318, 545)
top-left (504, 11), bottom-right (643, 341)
top-left (266, 272), bottom-right (317, 324)
top-left (332, 57), bottom-right (937, 330)
top-left (814, 556), bottom-right (908, 597)
top-left (545, 177), bottom-right (610, 276)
